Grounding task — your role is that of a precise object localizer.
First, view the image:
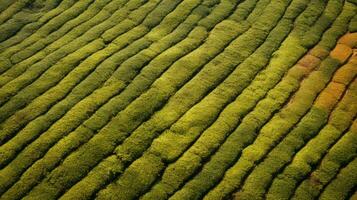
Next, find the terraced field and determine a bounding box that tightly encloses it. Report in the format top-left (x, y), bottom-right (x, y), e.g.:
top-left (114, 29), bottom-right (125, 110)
top-left (0, 0), bottom-right (356, 199)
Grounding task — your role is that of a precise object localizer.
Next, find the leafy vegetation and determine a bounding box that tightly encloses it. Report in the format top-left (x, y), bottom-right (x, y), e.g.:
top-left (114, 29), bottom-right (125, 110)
top-left (0, 0), bottom-right (356, 200)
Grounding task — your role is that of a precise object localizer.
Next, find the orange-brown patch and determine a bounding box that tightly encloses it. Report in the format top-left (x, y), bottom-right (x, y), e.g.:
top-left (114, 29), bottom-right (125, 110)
top-left (349, 50), bottom-right (357, 65)
top-left (338, 33), bottom-right (357, 48)
top-left (332, 63), bottom-right (357, 85)
top-left (315, 82), bottom-right (345, 111)
top-left (330, 44), bottom-right (353, 63)
top-left (298, 54), bottom-right (321, 71)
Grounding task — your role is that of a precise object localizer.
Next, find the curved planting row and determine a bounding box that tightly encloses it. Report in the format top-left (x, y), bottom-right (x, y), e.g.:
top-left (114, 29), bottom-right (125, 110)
top-left (0, 0), bottom-right (218, 195)
top-left (0, 0), bottom-right (356, 200)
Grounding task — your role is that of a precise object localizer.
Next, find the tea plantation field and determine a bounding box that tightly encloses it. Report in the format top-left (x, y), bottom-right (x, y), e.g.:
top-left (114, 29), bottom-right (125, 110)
top-left (0, 0), bottom-right (356, 199)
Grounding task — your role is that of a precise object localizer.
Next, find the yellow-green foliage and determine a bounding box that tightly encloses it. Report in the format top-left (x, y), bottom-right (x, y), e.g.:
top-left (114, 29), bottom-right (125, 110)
top-left (293, 122), bottom-right (357, 200)
top-left (266, 80), bottom-right (357, 200)
top-left (0, 0), bottom-right (355, 200)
